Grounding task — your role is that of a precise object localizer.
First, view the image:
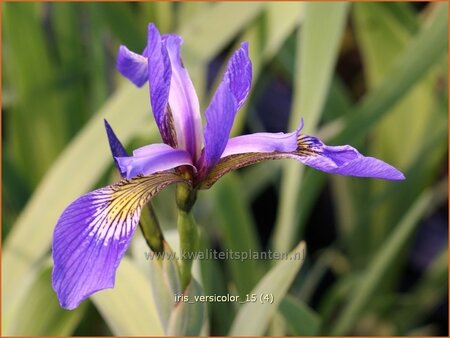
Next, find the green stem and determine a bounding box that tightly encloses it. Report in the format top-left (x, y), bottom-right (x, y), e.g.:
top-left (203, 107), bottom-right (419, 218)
top-left (176, 179), bottom-right (199, 290)
top-left (177, 209), bottom-right (199, 290)
top-left (139, 203), bottom-right (164, 253)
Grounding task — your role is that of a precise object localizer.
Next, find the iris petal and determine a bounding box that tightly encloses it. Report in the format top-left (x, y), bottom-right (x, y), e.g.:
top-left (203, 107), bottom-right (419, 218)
top-left (202, 42), bottom-right (252, 171)
top-left (220, 131), bottom-right (298, 157)
top-left (199, 130), bottom-right (404, 189)
top-left (116, 45), bottom-right (148, 87)
top-left (52, 173), bottom-right (187, 309)
top-left (146, 24), bottom-right (203, 159)
top-left (116, 143), bottom-right (194, 179)
top-left (146, 24), bottom-right (176, 147)
top-left (224, 42), bottom-right (252, 110)
top-left (164, 34), bottom-right (203, 160)
top-left (202, 78), bottom-right (237, 172)
top-left (296, 135), bottom-right (406, 179)
top-left (104, 119), bottom-right (128, 177)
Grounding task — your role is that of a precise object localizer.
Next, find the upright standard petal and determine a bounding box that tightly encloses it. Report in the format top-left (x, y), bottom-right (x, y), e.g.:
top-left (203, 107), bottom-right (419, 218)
top-left (147, 24), bottom-right (177, 148)
top-left (165, 34), bottom-right (203, 160)
top-left (202, 42), bottom-right (252, 171)
top-left (104, 119), bottom-right (128, 177)
top-left (199, 130), bottom-right (404, 189)
top-left (52, 173), bottom-right (188, 310)
top-left (116, 143), bottom-right (194, 179)
top-left (116, 45), bottom-right (148, 87)
top-left (147, 24), bottom-right (203, 159)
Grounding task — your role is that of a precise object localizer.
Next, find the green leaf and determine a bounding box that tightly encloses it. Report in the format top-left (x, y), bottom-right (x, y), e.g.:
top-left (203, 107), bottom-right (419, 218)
top-left (3, 2), bottom-right (68, 186)
top-left (279, 295), bottom-right (321, 336)
top-left (230, 2), bottom-right (305, 136)
top-left (353, 2), bottom-right (447, 247)
top-left (167, 278), bottom-right (206, 336)
top-left (199, 234), bottom-right (235, 335)
top-left (4, 263), bottom-right (87, 336)
top-left (147, 246), bottom-right (182, 332)
top-left (392, 247), bottom-right (448, 333)
top-left (331, 2), bottom-right (448, 146)
top-left (211, 173), bottom-right (264, 296)
top-left (229, 241), bottom-right (306, 335)
top-left (329, 179), bottom-right (448, 335)
top-left (138, 2), bottom-right (174, 33)
top-left (272, 2), bottom-right (350, 252)
top-left (91, 257), bottom-right (164, 335)
top-left (179, 2), bottom-right (265, 63)
top-left (94, 2), bottom-right (145, 51)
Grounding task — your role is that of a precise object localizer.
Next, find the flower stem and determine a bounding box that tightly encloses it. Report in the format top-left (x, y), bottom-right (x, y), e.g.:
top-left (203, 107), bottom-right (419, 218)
top-left (176, 177), bottom-right (198, 290)
top-left (139, 203), bottom-right (164, 253)
top-left (177, 209), bottom-right (199, 290)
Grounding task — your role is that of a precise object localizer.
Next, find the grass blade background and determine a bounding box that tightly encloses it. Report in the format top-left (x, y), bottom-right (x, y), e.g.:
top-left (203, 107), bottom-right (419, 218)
top-left (272, 2), bottom-right (350, 252)
top-left (279, 295), bottom-right (321, 336)
top-left (354, 1), bottom-right (447, 249)
top-left (91, 258), bottom-right (164, 335)
top-left (2, 84), bottom-right (152, 327)
top-left (210, 174), bottom-right (264, 297)
top-left (5, 264), bottom-right (87, 336)
top-left (329, 179), bottom-right (448, 335)
top-left (330, 2), bottom-right (448, 146)
top-left (229, 241), bottom-right (306, 335)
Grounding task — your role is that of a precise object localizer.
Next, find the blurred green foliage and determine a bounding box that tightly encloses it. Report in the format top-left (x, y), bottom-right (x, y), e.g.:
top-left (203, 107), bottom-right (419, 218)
top-left (2, 2), bottom-right (448, 336)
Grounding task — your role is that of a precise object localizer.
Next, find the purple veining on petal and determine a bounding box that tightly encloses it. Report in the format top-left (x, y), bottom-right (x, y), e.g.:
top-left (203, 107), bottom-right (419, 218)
top-left (147, 24), bottom-right (174, 146)
top-left (52, 187), bottom-right (140, 310)
top-left (116, 143), bottom-right (194, 179)
top-left (116, 45), bottom-right (148, 87)
top-left (52, 174), bottom-right (186, 309)
top-left (202, 42), bottom-right (252, 171)
top-left (225, 42), bottom-right (252, 110)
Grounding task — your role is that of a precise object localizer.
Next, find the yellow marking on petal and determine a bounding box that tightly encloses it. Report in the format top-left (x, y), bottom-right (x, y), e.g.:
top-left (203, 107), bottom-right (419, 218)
top-left (87, 173), bottom-right (188, 245)
top-left (297, 134), bottom-right (322, 156)
top-left (200, 134), bottom-right (325, 189)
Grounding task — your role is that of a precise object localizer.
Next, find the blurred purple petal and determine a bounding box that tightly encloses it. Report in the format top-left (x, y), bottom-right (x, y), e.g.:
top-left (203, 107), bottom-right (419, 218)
top-left (104, 119), bottom-right (128, 177)
top-left (52, 173), bottom-right (187, 309)
top-left (202, 43), bottom-right (252, 171)
top-left (116, 143), bottom-right (193, 179)
top-left (116, 45), bottom-right (148, 87)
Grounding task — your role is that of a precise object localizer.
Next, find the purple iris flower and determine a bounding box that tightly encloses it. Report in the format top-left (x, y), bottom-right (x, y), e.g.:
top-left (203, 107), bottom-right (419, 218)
top-left (52, 23), bottom-right (404, 310)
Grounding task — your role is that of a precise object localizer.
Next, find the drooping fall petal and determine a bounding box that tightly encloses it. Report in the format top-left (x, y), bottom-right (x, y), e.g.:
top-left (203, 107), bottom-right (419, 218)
top-left (52, 173), bottom-right (188, 309)
top-left (199, 130), bottom-right (404, 189)
top-left (294, 135), bottom-right (405, 179)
